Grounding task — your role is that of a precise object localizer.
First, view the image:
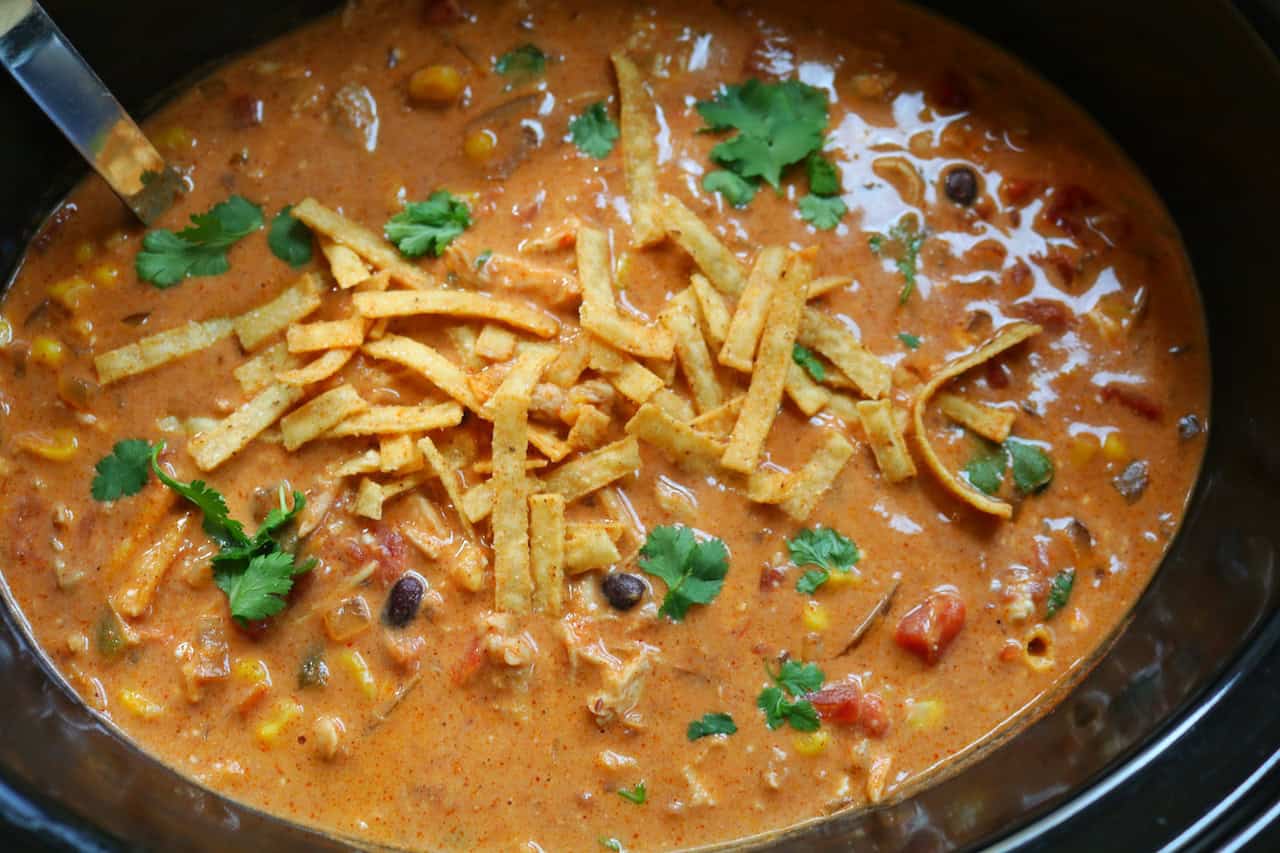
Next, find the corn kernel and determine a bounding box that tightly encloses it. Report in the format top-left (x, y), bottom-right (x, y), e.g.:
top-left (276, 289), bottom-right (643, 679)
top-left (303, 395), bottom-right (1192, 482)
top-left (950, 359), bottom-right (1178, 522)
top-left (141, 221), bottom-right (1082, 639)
top-left (118, 688), bottom-right (165, 719)
top-left (90, 263), bottom-right (121, 288)
top-left (408, 65), bottom-right (464, 104)
top-left (1102, 432), bottom-right (1128, 463)
top-left (801, 600), bottom-right (830, 632)
top-left (1069, 435), bottom-right (1098, 467)
top-left (463, 129), bottom-right (498, 162)
top-left (155, 126), bottom-right (193, 150)
top-left (339, 649), bottom-right (377, 700)
top-left (48, 275), bottom-right (93, 310)
top-left (233, 657), bottom-right (271, 685)
top-left (30, 335), bottom-right (67, 368)
top-left (824, 568), bottom-right (859, 588)
top-left (74, 241), bottom-right (96, 264)
top-left (254, 699), bottom-right (303, 747)
top-left (14, 429), bottom-right (78, 461)
top-left (906, 699), bottom-right (944, 731)
top-left (793, 730), bottom-right (830, 757)
top-left (0, 316), bottom-right (12, 346)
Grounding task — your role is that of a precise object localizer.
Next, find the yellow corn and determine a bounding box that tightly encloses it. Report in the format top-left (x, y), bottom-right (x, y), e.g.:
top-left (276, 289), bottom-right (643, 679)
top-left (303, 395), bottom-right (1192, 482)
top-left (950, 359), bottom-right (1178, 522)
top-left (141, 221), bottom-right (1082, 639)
top-left (118, 688), bottom-right (164, 719)
top-left (1102, 432), bottom-right (1128, 463)
top-left (906, 699), bottom-right (944, 731)
top-left (339, 649), bottom-right (377, 700)
top-left (824, 569), bottom-right (859, 588)
top-left (254, 699), bottom-right (303, 747)
top-left (233, 658), bottom-right (271, 686)
top-left (1069, 435), bottom-right (1098, 467)
top-left (74, 241), bottom-right (96, 264)
top-left (154, 126), bottom-right (193, 150)
top-left (0, 315), bottom-right (12, 346)
top-left (801, 600), bottom-right (830, 632)
top-left (90, 263), bottom-right (120, 288)
top-left (408, 65), bottom-right (464, 104)
top-left (48, 275), bottom-right (93, 310)
top-left (463, 129), bottom-right (497, 162)
top-left (30, 335), bottom-right (66, 368)
top-left (14, 429), bottom-right (78, 461)
top-left (793, 730), bottom-right (830, 757)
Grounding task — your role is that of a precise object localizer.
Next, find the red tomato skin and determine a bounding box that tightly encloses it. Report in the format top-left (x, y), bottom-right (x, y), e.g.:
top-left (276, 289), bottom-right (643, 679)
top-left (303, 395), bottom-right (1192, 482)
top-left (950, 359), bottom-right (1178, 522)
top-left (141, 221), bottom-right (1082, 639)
top-left (894, 591), bottom-right (966, 664)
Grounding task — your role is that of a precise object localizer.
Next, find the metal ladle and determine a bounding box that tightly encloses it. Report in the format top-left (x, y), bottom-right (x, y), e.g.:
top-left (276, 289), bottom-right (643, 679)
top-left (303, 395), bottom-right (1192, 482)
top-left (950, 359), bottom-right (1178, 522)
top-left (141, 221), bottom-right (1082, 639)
top-left (0, 0), bottom-right (179, 224)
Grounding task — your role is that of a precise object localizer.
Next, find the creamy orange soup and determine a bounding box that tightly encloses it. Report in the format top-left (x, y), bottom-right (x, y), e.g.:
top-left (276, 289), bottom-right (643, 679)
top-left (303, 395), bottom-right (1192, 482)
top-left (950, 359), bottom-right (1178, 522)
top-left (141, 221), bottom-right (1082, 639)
top-left (0, 0), bottom-right (1208, 849)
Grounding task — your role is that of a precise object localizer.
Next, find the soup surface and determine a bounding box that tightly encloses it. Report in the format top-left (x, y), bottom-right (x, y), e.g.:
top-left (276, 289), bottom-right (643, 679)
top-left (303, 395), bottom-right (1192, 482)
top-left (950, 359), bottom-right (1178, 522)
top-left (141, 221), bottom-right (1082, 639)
top-left (0, 0), bottom-right (1208, 849)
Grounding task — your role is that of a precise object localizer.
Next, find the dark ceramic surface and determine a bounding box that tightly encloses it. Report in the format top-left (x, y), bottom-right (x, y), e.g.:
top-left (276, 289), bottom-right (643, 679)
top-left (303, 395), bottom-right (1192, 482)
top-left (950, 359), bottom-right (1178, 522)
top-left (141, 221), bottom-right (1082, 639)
top-left (1, 1), bottom-right (1279, 849)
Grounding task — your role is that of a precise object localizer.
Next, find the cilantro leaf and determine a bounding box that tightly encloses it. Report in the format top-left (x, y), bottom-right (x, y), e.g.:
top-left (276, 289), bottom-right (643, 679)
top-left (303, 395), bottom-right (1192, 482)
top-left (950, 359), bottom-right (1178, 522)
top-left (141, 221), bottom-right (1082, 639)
top-left (702, 170), bottom-right (758, 208)
top-left (267, 205), bottom-right (313, 268)
top-left (1007, 437), bottom-right (1055, 493)
top-left (495, 44), bottom-right (546, 83)
top-left (806, 152), bottom-right (841, 196)
top-left (696, 79), bottom-right (828, 189)
top-left (475, 249), bottom-right (493, 269)
top-left (150, 445), bottom-right (246, 548)
top-left (963, 442), bottom-right (1007, 496)
top-left (638, 525), bottom-right (729, 621)
top-left (570, 101), bottom-right (620, 159)
top-left (792, 344), bottom-right (826, 382)
top-left (384, 192), bottom-right (472, 258)
top-left (787, 527), bottom-right (859, 572)
top-left (215, 550), bottom-right (309, 622)
top-left (756, 685), bottom-right (820, 731)
top-left (773, 659), bottom-right (825, 696)
top-left (799, 194), bottom-right (846, 230)
top-left (898, 332), bottom-right (921, 350)
top-left (889, 219), bottom-right (926, 304)
top-left (1046, 568), bottom-right (1075, 619)
top-left (868, 234), bottom-right (884, 254)
top-left (136, 196), bottom-right (264, 287)
top-left (795, 570), bottom-right (831, 595)
top-left (91, 439), bottom-right (157, 501)
top-left (687, 712), bottom-right (737, 741)
top-left (617, 781), bottom-right (647, 804)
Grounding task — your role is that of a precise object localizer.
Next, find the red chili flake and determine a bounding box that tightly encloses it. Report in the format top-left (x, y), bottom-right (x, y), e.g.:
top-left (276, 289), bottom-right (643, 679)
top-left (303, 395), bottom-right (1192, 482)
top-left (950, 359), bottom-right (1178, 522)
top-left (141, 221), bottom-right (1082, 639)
top-left (1101, 383), bottom-right (1163, 421)
top-left (1009, 299), bottom-right (1075, 334)
top-left (894, 590), bottom-right (966, 665)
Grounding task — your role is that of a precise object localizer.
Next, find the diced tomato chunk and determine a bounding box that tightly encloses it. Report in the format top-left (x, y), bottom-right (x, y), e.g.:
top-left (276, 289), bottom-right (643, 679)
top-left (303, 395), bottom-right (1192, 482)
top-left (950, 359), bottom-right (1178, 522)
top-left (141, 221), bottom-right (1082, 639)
top-left (450, 636), bottom-right (485, 685)
top-left (808, 679), bottom-right (892, 738)
top-left (894, 590), bottom-right (966, 665)
top-left (858, 692), bottom-right (891, 738)
top-left (1101, 383), bottom-right (1163, 421)
top-left (1044, 184), bottom-right (1100, 236)
top-left (1010, 298), bottom-right (1075, 334)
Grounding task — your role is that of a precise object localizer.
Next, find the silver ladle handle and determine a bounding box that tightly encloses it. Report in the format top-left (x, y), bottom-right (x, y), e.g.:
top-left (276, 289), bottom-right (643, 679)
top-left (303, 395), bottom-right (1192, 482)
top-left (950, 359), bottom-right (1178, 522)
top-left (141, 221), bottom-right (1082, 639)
top-left (0, 0), bottom-right (179, 224)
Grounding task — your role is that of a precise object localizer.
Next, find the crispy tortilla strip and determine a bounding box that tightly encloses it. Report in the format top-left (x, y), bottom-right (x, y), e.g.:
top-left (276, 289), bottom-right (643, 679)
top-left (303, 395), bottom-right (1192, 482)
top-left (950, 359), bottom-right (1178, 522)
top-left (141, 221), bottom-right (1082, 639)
top-left (529, 422), bottom-right (573, 462)
top-left (577, 227), bottom-right (674, 359)
top-left (747, 467), bottom-right (790, 504)
top-left (445, 325), bottom-right (483, 371)
top-left (103, 483), bottom-right (177, 581)
top-left (785, 361), bottom-right (831, 417)
top-left (662, 295), bottom-right (722, 413)
top-left (480, 346), bottom-right (558, 420)
top-left (286, 318), bottom-right (365, 353)
top-left (403, 494), bottom-right (486, 591)
top-left (354, 478), bottom-right (385, 520)
top-left (690, 273), bottom-right (730, 348)
top-left (234, 273), bottom-right (324, 351)
top-left (320, 238), bottom-right (371, 289)
top-left (95, 317), bottom-right (235, 385)
top-left (611, 52), bottom-right (663, 247)
top-left (689, 395), bottom-right (744, 439)
top-left (379, 434), bottom-right (422, 473)
top-left (661, 195), bottom-right (746, 295)
top-left (912, 322), bottom-right (1042, 518)
top-left (460, 479), bottom-right (493, 524)
top-left (566, 404), bottom-right (612, 450)
top-left (542, 436), bottom-right (641, 503)
top-left (332, 448), bottom-right (382, 478)
top-left (111, 513), bottom-right (191, 619)
top-left (938, 393), bottom-right (1017, 444)
top-left (529, 493), bottom-right (566, 615)
top-left (625, 402), bottom-right (726, 476)
top-left (544, 334), bottom-right (591, 387)
top-left (589, 341), bottom-right (665, 403)
top-left (293, 198), bottom-right (432, 289)
top-left (471, 457), bottom-right (549, 475)
top-left (233, 341), bottom-right (299, 394)
top-left (277, 348), bottom-right (355, 386)
top-left (475, 324), bottom-right (518, 361)
top-left (280, 385), bottom-right (368, 451)
top-left (418, 435), bottom-right (480, 541)
top-left (722, 250), bottom-right (813, 473)
top-left (807, 275), bottom-right (853, 300)
top-left (779, 431), bottom-right (857, 521)
top-left (856, 399), bottom-right (916, 482)
top-left (718, 247), bottom-right (785, 372)
top-left (797, 308), bottom-right (892, 400)
top-left (596, 488), bottom-right (645, 547)
top-left (565, 525), bottom-right (622, 575)
top-left (362, 335), bottom-right (482, 413)
top-left (651, 388), bottom-right (695, 422)
top-left (326, 402), bottom-right (463, 437)
top-left (491, 347), bottom-right (553, 613)
top-left (189, 383), bottom-right (303, 470)
top-left (354, 290), bottom-right (558, 338)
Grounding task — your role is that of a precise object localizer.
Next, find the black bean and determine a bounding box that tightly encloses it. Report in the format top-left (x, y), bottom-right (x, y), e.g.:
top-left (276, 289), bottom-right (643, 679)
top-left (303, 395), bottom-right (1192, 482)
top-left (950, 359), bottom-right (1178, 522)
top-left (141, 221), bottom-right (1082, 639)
top-left (385, 573), bottom-right (425, 627)
top-left (602, 573), bottom-right (646, 611)
top-left (1112, 460), bottom-right (1150, 504)
top-left (944, 167), bottom-right (979, 206)
top-left (1177, 414), bottom-right (1203, 440)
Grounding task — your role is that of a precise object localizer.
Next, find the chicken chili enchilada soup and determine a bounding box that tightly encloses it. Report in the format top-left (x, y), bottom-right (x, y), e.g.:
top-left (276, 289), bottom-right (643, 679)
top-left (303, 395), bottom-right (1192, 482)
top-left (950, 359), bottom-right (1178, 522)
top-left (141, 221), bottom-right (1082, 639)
top-left (0, 0), bottom-right (1208, 848)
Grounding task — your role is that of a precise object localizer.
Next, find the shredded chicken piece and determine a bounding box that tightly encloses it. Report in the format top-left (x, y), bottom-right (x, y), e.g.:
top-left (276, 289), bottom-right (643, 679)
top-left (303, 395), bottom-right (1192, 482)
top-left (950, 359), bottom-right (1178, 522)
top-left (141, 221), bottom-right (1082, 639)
top-left (480, 613), bottom-right (538, 668)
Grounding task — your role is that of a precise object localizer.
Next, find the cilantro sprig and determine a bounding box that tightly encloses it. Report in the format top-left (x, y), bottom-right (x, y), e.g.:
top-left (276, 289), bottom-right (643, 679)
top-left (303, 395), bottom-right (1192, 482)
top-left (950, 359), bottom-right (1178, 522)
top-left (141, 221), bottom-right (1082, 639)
top-left (91, 439), bottom-right (156, 501)
top-left (696, 79), bottom-right (827, 189)
top-left (149, 445), bottom-right (313, 622)
top-left (687, 712), bottom-right (737, 741)
top-left (756, 660), bottom-right (823, 731)
top-left (962, 436), bottom-right (1054, 496)
top-left (267, 206), bottom-right (313, 268)
top-left (799, 194), bottom-right (846, 230)
top-left (617, 781), bottom-right (647, 805)
top-left (702, 170), bottom-right (757, 208)
top-left (570, 101), bottom-right (620, 159)
top-left (495, 44), bottom-right (547, 85)
top-left (136, 195), bottom-right (264, 287)
top-left (898, 332), bottom-right (921, 350)
top-left (792, 344), bottom-right (826, 382)
top-left (1045, 568), bottom-right (1075, 619)
top-left (384, 191), bottom-right (472, 258)
top-left (870, 218), bottom-right (927, 304)
top-left (788, 527), bottom-right (859, 593)
top-left (638, 525), bottom-right (729, 621)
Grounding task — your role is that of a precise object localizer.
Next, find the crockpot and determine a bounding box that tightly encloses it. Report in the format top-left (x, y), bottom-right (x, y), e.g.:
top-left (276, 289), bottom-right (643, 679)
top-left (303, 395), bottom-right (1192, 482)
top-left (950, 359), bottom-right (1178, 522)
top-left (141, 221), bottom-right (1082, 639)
top-left (2, 1), bottom-right (1279, 850)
